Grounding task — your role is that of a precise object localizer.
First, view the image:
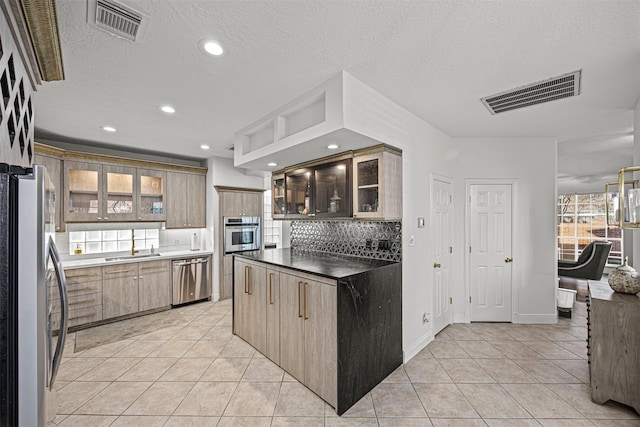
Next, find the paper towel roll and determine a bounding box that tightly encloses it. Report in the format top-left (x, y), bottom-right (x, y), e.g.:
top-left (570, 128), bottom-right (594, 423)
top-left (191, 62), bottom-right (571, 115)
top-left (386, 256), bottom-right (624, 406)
top-left (191, 232), bottom-right (199, 251)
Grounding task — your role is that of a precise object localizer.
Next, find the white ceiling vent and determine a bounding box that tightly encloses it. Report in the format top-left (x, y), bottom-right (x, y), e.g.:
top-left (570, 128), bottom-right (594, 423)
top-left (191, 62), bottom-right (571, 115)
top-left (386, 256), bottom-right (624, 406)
top-left (87, 0), bottom-right (149, 43)
top-left (481, 70), bottom-right (582, 115)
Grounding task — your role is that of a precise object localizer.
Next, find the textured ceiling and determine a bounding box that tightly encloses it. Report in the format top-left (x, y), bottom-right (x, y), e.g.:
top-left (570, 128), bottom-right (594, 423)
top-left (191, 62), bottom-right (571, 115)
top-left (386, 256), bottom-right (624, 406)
top-left (33, 0), bottom-right (640, 178)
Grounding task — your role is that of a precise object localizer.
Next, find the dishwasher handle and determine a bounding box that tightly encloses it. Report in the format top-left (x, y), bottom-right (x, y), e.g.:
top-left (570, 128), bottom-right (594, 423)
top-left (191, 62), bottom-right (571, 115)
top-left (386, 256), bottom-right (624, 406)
top-left (173, 258), bottom-right (208, 266)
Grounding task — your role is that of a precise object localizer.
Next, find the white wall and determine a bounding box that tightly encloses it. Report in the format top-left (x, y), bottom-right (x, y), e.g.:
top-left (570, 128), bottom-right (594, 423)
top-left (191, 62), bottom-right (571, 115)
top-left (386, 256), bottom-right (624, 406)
top-left (451, 137), bottom-right (558, 324)
top-left (206, 156), bottom-right (266, 300)
top-left (633, 97), bottom-right (640, 268)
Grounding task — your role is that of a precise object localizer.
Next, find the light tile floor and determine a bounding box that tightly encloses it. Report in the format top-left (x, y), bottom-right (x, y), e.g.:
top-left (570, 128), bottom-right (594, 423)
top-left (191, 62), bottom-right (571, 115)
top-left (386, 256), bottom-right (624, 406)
top-left (53, 298), bottom-right (640, 426)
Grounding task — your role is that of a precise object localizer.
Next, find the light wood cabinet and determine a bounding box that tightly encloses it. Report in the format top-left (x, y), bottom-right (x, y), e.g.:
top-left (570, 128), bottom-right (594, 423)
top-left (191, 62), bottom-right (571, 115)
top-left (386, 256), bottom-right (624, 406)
top-left (136, 168), bottom-right (166, 221)
top-left (220, 190), bottom-right (263, 217)
top-left (103, 164), bottom-right (137, 222)
top-left (279, 271), bottom-right (337, 405)
top-left (64, 160), bottom-right (103, 222)
top-left (138, 260), bottom-right (171, 311)
top-left (265, 269), bottom-right (280, 364)
top-left (352, 147), bottom-right (402, 220)
top-left (166, 172), bottom-right (206, 228)
top-left (50, 266), bottom-right (103, 330)
top-left (222, 255), bottom-right (233, 300)
top-left (102, 264), bottom-right (139, 319)
top-left (233, 259), bottom-right (267, 354)
top-left (34, 153), bottom-right (65, 232)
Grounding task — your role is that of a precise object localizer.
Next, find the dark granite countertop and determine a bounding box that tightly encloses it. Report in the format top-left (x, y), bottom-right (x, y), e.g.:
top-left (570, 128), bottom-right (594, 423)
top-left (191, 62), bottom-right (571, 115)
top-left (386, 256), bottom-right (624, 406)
top-left (234, 248), bottom-right (399, 279)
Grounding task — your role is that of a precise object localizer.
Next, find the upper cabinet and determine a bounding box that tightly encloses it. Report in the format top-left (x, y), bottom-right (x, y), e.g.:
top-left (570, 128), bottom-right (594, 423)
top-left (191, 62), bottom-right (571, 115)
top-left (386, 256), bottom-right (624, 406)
top-left (166, 172), bottom-right (206, 228)
top-left (64, 160), bottom-right (104, 222)
top-left (34, 153), bottom-right (65, 232)
top-left (272, 145), bottom-right (399, 220)
top-left (103, 164), bottom-right (137, 222)
top-left (137, 169), bottom-right (166, 221)
top-left (219, 189), bottom-right (263, 218)
top-left (353, 146), bottom-right (402, 220)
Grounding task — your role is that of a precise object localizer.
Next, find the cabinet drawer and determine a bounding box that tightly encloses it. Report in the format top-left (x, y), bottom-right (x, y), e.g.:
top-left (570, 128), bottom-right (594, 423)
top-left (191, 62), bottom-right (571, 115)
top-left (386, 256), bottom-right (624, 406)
top-left (139, 260), bottom-right (170, 273)
top-left (103, 264), bottom-right (138, 278)
top-left (65, 279), bottom-right (102, 296)
top-left (52, 292), bottom-right (102, 313)
top-left (63, 267), bottom-right (103, 284)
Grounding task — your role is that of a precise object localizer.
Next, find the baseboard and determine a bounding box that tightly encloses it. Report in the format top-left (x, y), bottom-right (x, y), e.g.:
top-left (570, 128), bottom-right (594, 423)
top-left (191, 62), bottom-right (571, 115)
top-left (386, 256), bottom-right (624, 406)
top-left (212, 292), bottom-right (220, 302)
top-left (514, 313), bottom-right (558, 324)
top-left (453, 313), bottom-right (466, 323)
top-left (403, 331), bottom-right (434, 363)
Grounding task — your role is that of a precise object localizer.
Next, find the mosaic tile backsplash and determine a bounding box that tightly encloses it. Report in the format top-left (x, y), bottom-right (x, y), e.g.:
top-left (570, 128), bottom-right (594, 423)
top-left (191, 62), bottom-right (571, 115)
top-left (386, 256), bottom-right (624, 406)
top-left (290, 221), bottom-right (402, 262)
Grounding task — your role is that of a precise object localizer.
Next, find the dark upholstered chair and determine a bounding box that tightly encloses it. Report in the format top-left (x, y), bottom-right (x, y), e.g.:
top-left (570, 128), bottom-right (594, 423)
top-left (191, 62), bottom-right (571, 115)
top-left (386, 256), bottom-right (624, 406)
top-left (558, 241), bottom-right (612, 280)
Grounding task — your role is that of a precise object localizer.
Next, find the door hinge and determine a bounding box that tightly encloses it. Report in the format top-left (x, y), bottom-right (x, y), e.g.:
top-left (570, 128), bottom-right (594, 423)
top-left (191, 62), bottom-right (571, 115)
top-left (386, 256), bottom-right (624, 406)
top-left (469, 246), bottom-right (471, 253)
top-left (469, 297), bottom-right (472, 303)
top-left (449, 246), bottom-right (453, 253)
top-left (449, 195), bottom-right (453, 203)
top-left (449, 297), bottom-right (452, 304)
top-left (469, 195), bottom-right (471, 204)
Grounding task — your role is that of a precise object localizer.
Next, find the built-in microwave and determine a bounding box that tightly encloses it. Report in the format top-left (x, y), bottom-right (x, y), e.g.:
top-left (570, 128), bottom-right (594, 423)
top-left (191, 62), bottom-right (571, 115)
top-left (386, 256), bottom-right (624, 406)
top-left (223, 216), bottom-right (261, 254)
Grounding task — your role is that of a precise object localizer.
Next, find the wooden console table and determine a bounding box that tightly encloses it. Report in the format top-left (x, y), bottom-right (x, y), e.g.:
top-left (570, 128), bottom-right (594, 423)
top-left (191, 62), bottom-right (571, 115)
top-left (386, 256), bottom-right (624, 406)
top-left (587, 282), bottom-right (640, 414)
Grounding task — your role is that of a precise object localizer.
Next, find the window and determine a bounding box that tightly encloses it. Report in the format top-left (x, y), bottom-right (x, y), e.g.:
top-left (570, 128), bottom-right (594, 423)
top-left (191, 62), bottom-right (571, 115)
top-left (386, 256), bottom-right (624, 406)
top-left (557, 193), bottom-right (622, 265)
top-left (263, 189), bottom-right (281, 246)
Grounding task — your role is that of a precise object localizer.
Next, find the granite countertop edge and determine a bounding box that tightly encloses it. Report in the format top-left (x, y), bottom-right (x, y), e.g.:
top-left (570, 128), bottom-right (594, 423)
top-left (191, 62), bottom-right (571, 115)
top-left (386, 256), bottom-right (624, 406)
top-left (234, 248), bottom-right (400, 280)
top-left (61, 249), bottom-right (214, 269)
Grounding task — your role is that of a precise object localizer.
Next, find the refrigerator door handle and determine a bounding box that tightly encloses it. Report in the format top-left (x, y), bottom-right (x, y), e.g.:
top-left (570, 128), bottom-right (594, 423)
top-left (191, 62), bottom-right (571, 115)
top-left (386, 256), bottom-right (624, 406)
top-left (48, 236), bottom-right (68, 388)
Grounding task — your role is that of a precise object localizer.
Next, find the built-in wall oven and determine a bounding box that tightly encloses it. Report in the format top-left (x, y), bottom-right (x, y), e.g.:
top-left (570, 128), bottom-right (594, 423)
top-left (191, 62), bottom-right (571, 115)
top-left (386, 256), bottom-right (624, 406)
top-left (224, 216), bottom-right (260, 254)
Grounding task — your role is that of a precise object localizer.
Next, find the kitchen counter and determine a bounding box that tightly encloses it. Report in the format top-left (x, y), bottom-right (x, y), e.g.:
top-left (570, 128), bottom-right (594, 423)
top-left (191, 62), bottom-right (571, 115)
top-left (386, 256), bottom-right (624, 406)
top-left (61, 249), bottom-right (213, 269)
top-left (234, 248), bottom-right (397, 279)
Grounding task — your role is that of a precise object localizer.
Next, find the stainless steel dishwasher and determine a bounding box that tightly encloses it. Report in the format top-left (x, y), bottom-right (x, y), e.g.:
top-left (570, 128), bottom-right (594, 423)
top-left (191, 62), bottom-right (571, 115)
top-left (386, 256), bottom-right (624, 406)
top-left (172, 257), bottom-right (210, 306)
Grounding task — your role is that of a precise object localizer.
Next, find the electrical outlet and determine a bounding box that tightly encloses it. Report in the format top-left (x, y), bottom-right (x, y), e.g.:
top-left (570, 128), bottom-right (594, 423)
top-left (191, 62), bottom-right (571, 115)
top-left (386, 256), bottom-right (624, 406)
top-left (365, 239), bottom-right (372, 249)
top-left (422, 312), bottom-right (430, 324)
top-left (175, 239), bottom-right (180, 245)
top-left (378, 239), bottom-right (390, 251)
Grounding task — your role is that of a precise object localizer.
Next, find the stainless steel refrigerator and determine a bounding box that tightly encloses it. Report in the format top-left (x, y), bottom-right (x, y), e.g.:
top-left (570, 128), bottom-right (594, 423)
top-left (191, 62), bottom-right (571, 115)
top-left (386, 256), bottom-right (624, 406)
top-left (0, 164), bottom-right (68, 426)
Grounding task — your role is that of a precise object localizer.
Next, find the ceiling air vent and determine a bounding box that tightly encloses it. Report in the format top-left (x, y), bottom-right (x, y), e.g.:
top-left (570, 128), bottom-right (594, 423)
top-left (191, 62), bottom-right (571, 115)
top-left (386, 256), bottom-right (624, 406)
top-left (481, 70), bottom-right (581, 115)
top-left (88, 0), bottom-right (148, 43)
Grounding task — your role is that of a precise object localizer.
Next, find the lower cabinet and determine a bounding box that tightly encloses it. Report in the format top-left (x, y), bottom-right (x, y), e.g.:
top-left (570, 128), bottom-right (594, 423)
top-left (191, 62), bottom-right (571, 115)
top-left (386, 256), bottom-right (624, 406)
top-left (138, 260), bottom-right (171, 311)
top-left (233, 257), bottom-right (337, 408)
top-left (233, 259), bottom-right (267, 354)
top-left (102, 264), bottom-right (139, 319)
top-left (50, 266), bottom-right (103, 330)
top-left (280, 271), bottom-right (337, 406)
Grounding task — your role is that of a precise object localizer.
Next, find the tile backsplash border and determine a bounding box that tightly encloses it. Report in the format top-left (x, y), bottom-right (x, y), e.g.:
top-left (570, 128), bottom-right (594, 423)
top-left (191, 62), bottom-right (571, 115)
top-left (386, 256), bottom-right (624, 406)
top-left (290, 220), bottom-right (402, 262)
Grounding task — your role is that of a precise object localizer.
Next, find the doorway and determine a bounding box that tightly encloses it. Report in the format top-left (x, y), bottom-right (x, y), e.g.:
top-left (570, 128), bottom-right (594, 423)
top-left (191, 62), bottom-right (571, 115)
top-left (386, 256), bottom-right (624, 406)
top-left (468, 183), bottom-right (513, 322)
top-left (432, 175), bottom-right (453, 334)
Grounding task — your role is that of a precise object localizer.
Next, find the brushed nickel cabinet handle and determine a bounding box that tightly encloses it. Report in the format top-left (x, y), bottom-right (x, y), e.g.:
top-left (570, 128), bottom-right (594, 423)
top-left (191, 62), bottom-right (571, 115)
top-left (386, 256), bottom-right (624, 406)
top-left (269, 273), bottom-right (274, 305)
top-left (298, 281), bottom-right (303, 318)
top-left (303, 282), bottom-right (308, 320)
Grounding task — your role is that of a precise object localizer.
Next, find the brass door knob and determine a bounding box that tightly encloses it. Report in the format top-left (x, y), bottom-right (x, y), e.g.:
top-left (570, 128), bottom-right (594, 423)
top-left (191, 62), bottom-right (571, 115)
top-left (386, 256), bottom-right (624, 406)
top-left (434, 263), bottom-right (441, 268)
top-left (505, 257), bottom-right (513, 263)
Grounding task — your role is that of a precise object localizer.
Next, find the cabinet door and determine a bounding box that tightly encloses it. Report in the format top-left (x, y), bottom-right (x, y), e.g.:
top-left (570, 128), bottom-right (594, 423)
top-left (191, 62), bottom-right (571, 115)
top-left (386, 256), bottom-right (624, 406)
top-left (243, 262), bottom-right (267, 354)
top-left (241, 192), bottom-right (262, 217)
top-left (64, 160), bottom-right (103, 222)
top-left (285, 168), bottom-right (313, 218)
top-left (166, 171), bottom-right (188, 228)
top-left (138, 261), bottom-right (171, 311)
top-left (103, 268), bottom-right (139, 319)
top-left (187, 173), bottom-right (206, 227)
top-left (221, 191), bottom-right (243, 217)
top-left (313, 159), bottom-right (351, 218)
top-left (272, 174), bottom-right (286, 219)
top-left (137, 169), bottom-right (166, 221)
top-left (35, 154), bottom-right (65, 232)
top-left (352, 153), bottom-right (381, 219)
top-left (233, 260), bottom-right (249, 339)
top-left (103, 164), bottom-right (137, 222)
top-left (266, 269), bottom-right (280, 363)
top-left (279, 272), bottom-right (305, 381)
top-left (304, 279), bottom-right (337, 406)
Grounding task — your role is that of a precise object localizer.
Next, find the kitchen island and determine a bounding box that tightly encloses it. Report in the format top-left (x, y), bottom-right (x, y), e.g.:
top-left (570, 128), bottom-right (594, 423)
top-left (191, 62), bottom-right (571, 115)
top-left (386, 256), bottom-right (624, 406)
top-left (233, 249), bottom-right (402, 415)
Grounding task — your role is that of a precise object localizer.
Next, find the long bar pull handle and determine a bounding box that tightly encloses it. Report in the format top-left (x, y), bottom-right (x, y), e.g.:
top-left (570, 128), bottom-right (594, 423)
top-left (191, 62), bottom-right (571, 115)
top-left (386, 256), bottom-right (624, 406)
top-left (269, 273), bottom-right (274, 305)
top-left (66, 273), bottom-right (98, 279)
top-left (244, 266), bottom-right (249, 294)
top-left (107, 268), bottom-right (135, 274)
top-left (298, 281), bottom-right (302, 318)
top-left (247, 267), bottom-right (252, 295)
top-left (48, 237), bottom-right (67, 388)
top-left (304, 282), bottom-right (308, 320)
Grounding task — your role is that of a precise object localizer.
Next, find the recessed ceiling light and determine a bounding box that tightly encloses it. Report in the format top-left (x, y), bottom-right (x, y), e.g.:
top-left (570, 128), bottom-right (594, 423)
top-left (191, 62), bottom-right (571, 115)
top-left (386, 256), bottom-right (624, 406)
top-left (200, 144), bottom-right (210, 150)
top-left (160, 105), bottom-right (176, 114)
top-left (327, 144), bottom-right (339, 150)
top-left (267, 162), bottom-right (278, 167)
top-left (102, 126), bottom-right (116, 132)
top-left (198, 39), bottom-right (225, 56)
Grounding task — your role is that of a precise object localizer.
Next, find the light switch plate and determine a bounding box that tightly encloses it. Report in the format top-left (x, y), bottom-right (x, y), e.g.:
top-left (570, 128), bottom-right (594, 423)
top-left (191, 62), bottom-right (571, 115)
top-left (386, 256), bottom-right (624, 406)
top-left (418, 217), bottom-right (425, 228)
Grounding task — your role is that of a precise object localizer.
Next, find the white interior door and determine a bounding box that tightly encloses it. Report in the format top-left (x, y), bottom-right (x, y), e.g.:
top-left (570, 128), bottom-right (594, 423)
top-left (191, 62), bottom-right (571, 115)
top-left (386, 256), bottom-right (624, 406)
top-left (469, 184), bottom-right (513, 322)
top-left (432, 177), bottom-right (453, 334)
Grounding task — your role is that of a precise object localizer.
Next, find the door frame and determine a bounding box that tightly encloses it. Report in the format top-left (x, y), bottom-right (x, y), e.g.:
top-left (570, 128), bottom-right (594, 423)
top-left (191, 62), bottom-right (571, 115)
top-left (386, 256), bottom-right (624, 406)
top-left (464, 179), bottom-right (518, 323)
top-left (430, 172), bottom-right (453, 334)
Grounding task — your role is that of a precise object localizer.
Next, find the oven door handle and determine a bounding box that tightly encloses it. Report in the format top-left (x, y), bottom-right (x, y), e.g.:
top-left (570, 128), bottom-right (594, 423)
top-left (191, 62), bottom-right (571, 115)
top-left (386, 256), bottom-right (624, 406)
top-left (48, 236), bottom-right (68, 388)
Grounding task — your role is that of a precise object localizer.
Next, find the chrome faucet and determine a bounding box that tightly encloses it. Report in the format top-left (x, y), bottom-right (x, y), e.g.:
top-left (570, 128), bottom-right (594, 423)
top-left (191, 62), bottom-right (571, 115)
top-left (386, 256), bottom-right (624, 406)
top-left (131, 229), bottom-right (139, 256)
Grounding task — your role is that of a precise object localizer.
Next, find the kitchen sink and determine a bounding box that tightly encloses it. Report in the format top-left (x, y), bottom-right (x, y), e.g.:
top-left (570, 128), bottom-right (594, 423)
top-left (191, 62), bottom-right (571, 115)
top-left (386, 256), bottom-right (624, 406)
top-left (105, 253), bottom-right (162, 261)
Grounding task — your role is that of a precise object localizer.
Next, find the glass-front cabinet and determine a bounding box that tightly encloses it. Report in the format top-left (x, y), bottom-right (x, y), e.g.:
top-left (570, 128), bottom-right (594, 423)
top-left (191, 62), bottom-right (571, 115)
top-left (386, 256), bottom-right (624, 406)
top-left (352, 148), bottom-right (402, 220)
top-left (285, 168), bottom-right (313, 218)
top-left (271, 174), bottom-right (286, 219)
top-left (104, 165), bottom-right (136, 222)
top-left (313, 159), bottom-right (351, 218)
top-left (64, 160), bottom-right (103, 222)
top-left (137, 169), bottom-right (166, 221)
